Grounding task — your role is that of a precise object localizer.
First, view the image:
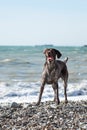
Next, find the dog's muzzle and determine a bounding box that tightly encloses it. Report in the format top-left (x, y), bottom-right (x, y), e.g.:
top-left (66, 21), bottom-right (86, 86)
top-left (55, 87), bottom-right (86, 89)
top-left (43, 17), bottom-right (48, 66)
top-left (47, 57), bottom-right (54, 62)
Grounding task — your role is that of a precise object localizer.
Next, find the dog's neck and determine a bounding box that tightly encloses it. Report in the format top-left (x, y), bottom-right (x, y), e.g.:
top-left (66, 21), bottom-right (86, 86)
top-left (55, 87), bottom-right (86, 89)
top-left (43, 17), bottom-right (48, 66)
top-left (46, 60), bottom-right (57, 71)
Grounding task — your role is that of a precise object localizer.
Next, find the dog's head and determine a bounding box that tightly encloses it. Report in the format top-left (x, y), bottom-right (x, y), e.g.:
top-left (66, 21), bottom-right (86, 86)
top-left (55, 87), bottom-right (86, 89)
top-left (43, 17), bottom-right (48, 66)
top-left (44, 48), bottom-right (62, 63)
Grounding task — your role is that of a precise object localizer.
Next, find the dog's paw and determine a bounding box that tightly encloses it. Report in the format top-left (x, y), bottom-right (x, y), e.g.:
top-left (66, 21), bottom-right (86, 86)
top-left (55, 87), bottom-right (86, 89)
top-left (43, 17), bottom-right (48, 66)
top-left (65, 100), bottom-right (68, 104)
top-left (36, 102), bottom-right (40, 106)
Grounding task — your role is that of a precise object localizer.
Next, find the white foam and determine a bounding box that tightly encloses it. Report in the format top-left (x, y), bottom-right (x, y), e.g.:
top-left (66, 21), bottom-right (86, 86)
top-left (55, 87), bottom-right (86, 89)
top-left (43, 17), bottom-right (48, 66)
top-left (0, 58), bottom-right (14, 63)
top-left (0, 80), bottom-right (87, 103)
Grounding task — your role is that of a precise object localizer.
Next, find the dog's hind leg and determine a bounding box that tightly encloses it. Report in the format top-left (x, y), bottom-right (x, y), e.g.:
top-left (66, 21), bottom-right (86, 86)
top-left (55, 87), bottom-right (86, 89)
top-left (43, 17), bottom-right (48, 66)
top-left (64, 79), bottom-right (68, 103)
top-left (63, 71), bottom-right (68, 103)
top-left (61, 67), bottom-right (68, 104)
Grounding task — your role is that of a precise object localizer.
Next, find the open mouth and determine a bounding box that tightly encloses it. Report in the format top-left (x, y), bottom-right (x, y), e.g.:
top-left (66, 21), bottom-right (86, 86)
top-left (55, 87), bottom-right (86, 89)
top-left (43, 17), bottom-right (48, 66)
top-left (47, 56), bottom-right (54, 61)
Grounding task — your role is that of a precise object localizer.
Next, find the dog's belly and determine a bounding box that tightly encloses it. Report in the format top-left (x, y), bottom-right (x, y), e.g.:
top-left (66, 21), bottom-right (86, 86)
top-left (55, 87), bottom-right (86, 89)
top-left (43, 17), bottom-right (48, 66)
top-left (46, 77), bottom-right (54, 84)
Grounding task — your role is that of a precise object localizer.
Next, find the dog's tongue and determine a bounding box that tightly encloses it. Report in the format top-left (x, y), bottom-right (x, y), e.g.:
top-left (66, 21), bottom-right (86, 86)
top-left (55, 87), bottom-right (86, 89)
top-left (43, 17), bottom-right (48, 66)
top-left (48, 57), bottom-right (53, 61)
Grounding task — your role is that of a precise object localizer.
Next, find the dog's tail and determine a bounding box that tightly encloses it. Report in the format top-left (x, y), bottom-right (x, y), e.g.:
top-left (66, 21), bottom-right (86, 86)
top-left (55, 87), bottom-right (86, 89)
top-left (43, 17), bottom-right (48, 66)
top-left (64, 57), bottom-right (68, 63)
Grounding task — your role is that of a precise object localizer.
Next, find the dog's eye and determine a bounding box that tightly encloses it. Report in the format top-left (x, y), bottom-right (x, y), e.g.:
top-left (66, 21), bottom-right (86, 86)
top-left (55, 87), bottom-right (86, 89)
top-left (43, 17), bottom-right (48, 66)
top-left (51, 50), bottom-right (55, 55)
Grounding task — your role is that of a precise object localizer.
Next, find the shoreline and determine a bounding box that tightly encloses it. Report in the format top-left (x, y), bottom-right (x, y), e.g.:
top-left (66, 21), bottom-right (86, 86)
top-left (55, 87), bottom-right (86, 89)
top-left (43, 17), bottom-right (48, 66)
top-left (0, 95), bottom-right (87, 105)
top-left (0, 100), bottom-right (87, 130)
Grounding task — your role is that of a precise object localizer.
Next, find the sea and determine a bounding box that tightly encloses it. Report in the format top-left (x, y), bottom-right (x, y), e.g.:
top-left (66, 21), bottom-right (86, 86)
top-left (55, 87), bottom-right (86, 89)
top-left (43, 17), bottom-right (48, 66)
top-left (0, 45), bottom-right (87, 104)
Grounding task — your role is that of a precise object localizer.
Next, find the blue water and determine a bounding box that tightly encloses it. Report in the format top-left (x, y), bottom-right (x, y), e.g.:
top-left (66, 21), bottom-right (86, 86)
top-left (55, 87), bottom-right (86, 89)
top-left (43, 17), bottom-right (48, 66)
top-left (0, 45), bottom-right (87, 103)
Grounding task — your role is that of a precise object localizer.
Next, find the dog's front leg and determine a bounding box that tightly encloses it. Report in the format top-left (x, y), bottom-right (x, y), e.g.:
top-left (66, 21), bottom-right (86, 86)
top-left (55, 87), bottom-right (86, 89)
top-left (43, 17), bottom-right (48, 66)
top-left (52, 83), bottom-right (60, 104)
top-left (36, 82), bottom-right (45, 105)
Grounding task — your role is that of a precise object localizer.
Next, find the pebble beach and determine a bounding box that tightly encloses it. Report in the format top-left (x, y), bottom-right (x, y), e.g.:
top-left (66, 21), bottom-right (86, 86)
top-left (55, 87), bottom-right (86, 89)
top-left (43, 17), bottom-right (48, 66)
top-left (0, 101), bottom-right (87, 130)
top-left (0, 46), bottom-right (87, 129)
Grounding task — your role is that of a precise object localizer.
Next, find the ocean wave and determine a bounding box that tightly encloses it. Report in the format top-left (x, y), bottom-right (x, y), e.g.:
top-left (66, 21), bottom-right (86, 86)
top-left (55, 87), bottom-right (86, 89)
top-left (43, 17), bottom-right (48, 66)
top-left (0, 80), bottom-right (87, 103)
top-left (0, 58), bottom-right (31, 65)
top-left (67, 80), bottom-right (87, 96)
top-left (0, 59), bottom-right (14, 63)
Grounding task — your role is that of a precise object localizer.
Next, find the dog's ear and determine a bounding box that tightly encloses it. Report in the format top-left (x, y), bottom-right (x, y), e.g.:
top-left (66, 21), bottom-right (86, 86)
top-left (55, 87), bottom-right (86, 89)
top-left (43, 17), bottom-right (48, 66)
top-left (53, 49), bottom-right (62, 58)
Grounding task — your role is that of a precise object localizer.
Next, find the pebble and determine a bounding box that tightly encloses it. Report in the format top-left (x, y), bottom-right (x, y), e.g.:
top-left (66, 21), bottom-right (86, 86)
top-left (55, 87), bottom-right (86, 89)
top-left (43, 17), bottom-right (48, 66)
top-left (0, 101), bottom-right (87, 130)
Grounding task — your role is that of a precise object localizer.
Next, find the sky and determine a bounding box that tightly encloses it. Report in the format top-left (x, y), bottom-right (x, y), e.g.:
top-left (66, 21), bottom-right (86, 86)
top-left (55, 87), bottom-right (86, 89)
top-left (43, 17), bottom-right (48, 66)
top-left (0, 0), bottom-right (87, 46)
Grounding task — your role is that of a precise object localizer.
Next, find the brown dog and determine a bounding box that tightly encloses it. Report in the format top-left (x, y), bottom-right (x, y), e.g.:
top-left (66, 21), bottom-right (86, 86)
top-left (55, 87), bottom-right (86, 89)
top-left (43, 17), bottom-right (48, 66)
top-left (36, 48), bottom-right (68, 105)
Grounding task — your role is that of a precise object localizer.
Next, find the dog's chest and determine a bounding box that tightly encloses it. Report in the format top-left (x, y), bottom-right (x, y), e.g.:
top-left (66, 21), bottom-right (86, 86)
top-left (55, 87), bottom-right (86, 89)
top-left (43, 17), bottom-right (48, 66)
top-left (45, 67), bottom-right (58, 83)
